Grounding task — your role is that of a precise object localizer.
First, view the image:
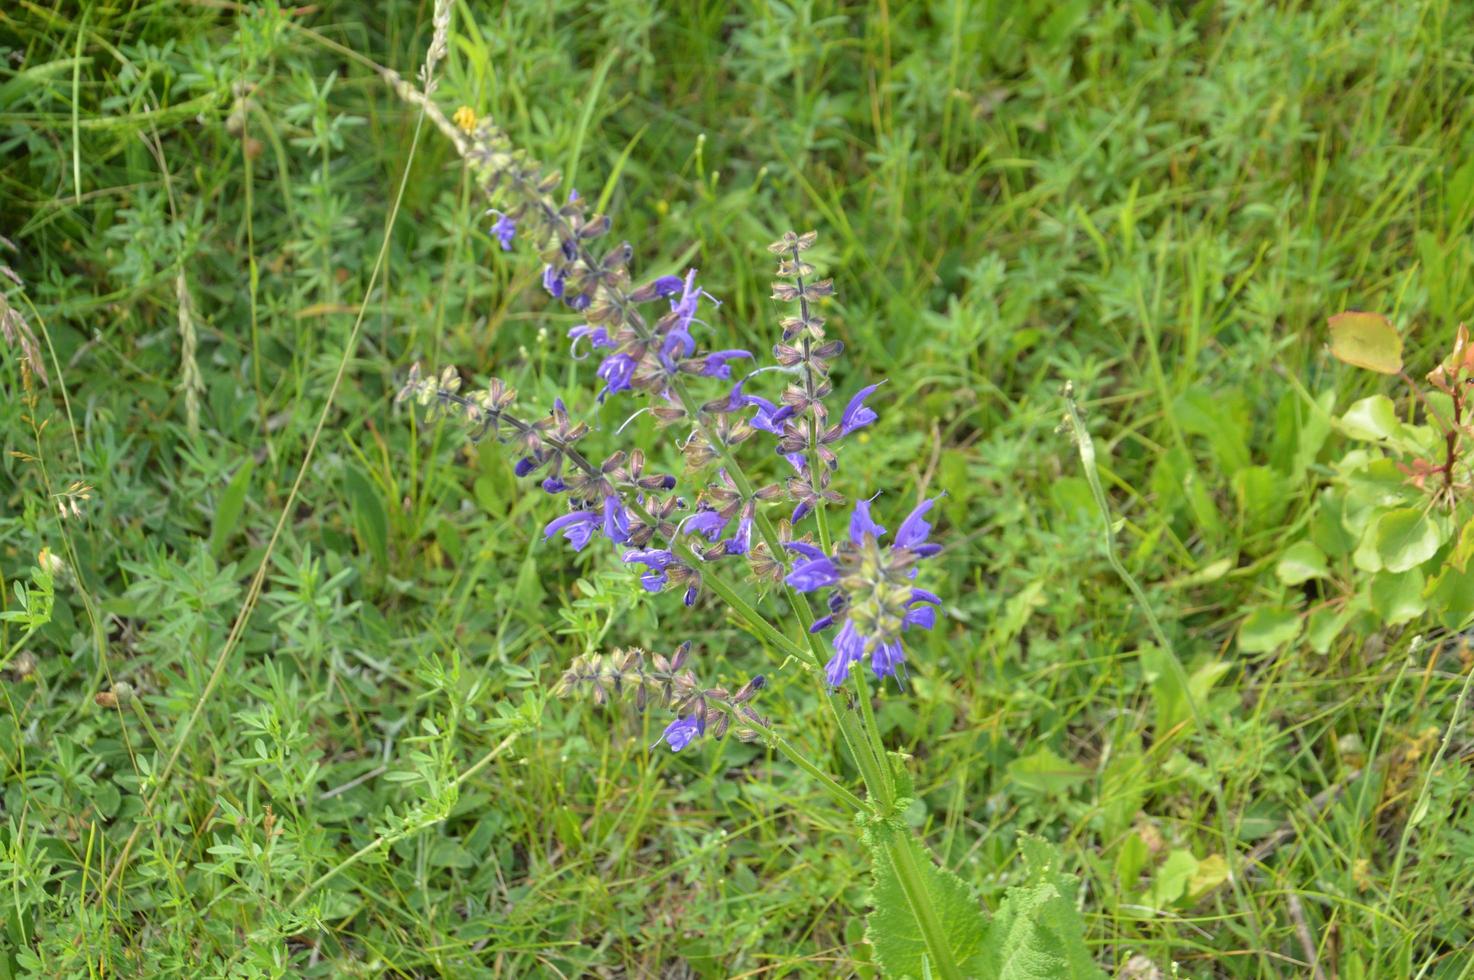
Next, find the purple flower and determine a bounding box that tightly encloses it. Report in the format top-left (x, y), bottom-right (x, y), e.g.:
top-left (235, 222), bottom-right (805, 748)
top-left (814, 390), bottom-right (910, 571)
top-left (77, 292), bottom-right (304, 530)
top-left (659, 715), bottom-right (705, 752)
top-left (541, 476), bottom-right (568, 494)
top-left (839, 382), bottom-right (882, 436)
top-left (670, 269), bottom-right (717, 327)
top-left (824, 619), bottom-right (865, 686)
top-left (514, 457), bottom-right (537, 477)
top-left (724, 512), bottom-right (754, 555)
top-left (544, 511), bottom-right (599, 551)
top-left (568, 324), bottom-right (616, 358)
top-left (569, 293), bottom-right (591, 312)
top-left (684, 508), bottom-right (730, 541)
top-left (870, 639), bottom-right (906, 680)
top-left (602, 494), bottom-right (631, 544)
top-left (489, 213), bottom-right (516, 251)
top-left (662, 323), bottom-right (696, 358)
top-left (786, 556), bottom-right (839, 591)
top-left (698, 349), bottom-right (752, 379)
top-left (542, 265), bottom-right (566, 299)
top-left (784, 540), bottom-right (828, 561)
top-left (622, 548), bottom-right (676, 592)
top-left (746, 394), bottom-right (787, 434)
top-left (894, 496), bottom-right (939, 553)
top-left (848, 496), bottom-right (887, 544)
top-left (653, 275), bottom-right (685, 298)
top-left (596, 353), bottom-right (637, 400)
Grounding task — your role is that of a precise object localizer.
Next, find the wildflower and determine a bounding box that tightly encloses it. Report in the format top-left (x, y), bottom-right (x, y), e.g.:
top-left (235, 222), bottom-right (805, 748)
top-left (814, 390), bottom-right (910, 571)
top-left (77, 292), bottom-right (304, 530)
top-left (622, 548), bottom-right (677, 591)
top-left (488, 211), bottom-right (516, 251)
top-left (834, 382), bottom-right (882, 437)
top-left (542, 264), bottom-right (566, 299)
top-left (682, 507), bottom-right (730, 541)
top-left (568, 323), bottom-right (615, 358)
top-left (695, 349), bottom-right (753, 379)
top-left (596, 352), bottom-right (638, 400)
top-left (452, 105), bottom-right (477, 132)
top-left (602, 494), bottom-right (631, 544)
top-left (784, 496), bottom-right (943, 685)
top-left (659, 715), bottom-right (705, 751)
top-left (544, 510), bottom-right (600, 551)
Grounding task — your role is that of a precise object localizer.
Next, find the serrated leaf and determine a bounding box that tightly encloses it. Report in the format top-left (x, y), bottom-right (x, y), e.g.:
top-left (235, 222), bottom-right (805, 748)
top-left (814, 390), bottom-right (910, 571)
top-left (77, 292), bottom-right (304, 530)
top-left (1328, 311), bottom-right (1402, 374)
top-left (865, 830), bottom-right (987, 979)
top-left (979, 838), bottom-right (1106, 979)
top-left (1275, 540), bottom-right (1329, 585)
top-left (1372, 507), bottom-right (1444, 573)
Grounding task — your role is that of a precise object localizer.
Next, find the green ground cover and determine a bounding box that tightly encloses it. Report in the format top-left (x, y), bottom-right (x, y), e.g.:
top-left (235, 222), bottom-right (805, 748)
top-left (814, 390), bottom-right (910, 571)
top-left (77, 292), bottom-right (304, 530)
top-left (2, 1), bottom-right (1473, 976)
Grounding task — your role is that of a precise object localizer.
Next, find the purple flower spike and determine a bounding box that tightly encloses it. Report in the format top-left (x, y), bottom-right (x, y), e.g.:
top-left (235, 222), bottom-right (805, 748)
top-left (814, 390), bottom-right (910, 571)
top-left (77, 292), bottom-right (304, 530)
top-left (660, 715), bottom-right (705, 752)
top-left (544, 511), bottom-right (599, 551)
top-left (786, 556), bottom-right (839, 591)
top-left (839, 382), bottom-right (883, 436)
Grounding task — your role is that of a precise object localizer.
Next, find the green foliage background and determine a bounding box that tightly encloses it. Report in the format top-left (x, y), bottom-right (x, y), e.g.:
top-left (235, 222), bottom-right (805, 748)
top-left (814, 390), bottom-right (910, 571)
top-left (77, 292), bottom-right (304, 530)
top-left (3, 0), bottom-right (1474, 976)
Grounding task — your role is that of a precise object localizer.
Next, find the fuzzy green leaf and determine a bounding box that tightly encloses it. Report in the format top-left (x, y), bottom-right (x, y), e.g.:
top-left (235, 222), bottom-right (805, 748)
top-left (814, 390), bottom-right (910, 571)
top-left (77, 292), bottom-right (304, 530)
top-left (865, 830), bottom-right (987, 979)
top-left (979, 838), bottom-right (1106, 980)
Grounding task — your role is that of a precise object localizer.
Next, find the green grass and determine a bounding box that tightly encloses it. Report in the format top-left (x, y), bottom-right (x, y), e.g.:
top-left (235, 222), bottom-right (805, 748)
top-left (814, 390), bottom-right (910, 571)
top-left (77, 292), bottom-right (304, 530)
top-left (3, 0), bottom-right (1474, 976)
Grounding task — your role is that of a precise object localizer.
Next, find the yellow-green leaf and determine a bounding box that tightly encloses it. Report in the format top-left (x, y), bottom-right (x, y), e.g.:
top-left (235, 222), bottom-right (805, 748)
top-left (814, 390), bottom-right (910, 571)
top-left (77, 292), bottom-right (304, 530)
top-left (1328, 311), bottom-right (1402, 374)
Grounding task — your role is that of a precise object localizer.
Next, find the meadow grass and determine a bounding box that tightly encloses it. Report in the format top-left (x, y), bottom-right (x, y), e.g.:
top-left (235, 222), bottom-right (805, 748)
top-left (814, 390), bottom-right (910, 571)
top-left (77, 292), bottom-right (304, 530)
top-left (2, 1), bottom-right (1473, 976)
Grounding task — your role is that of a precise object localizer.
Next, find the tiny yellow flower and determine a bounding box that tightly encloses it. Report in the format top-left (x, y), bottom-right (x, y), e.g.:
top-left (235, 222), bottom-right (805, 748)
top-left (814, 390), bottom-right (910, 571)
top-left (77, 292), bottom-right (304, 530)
top-left (453, 106), bottom-right (477, 133)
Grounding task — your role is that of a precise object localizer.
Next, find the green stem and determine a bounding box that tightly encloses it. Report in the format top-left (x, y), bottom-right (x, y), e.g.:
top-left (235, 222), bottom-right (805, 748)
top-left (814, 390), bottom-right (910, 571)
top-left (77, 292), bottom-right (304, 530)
top-left (887, 836), bottom-right (965, 980)
top-left (1062, 385), bottom-right (1270, 964)
top-left (672, 537), bottom-right (809, 662)
top-left (730, 709), bottom-right (867, 812)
